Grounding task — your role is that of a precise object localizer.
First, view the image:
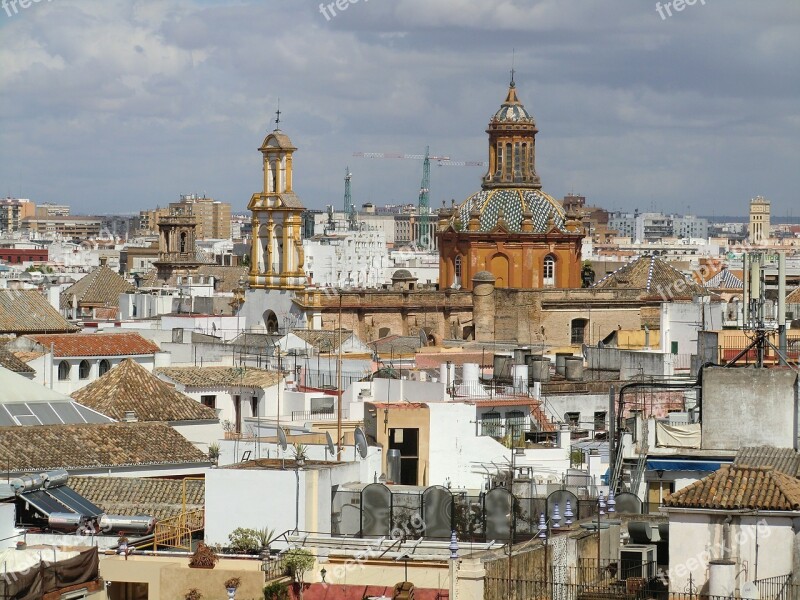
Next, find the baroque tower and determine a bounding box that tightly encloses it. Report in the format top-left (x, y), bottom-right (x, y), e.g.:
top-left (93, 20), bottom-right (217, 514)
top-left (248, 125), bottom-right (306, 291)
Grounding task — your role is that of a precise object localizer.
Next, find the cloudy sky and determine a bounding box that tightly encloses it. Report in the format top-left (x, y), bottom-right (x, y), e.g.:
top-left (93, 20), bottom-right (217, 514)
top-left (1, 0), bottom-right (798, 218)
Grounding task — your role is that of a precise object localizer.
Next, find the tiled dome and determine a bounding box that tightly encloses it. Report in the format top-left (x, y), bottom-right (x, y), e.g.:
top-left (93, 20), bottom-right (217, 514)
top-left (491, 82), bottom-right (534, 124)
top-left (455, 188), bottom-right (566, 233)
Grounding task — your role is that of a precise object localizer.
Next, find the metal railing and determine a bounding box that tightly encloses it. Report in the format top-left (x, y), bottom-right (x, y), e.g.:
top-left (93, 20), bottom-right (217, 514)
top-left (153, 509), bottom-right (204, 552)
top-left (291, 408), bottom-right (349, 421)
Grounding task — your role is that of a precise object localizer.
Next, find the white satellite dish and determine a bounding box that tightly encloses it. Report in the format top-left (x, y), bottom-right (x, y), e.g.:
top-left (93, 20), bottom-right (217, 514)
top-left (277, 427), bottom-right (288, 452)
top-left (325, 431), bottom-right (335, 457)
top-left (354, 426), bottom-right (368, 459)
top-left (740, 582), bottom-right (760, 599)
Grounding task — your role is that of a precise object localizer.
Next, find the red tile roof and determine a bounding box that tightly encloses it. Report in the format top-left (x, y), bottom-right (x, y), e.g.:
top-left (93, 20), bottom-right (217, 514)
top-left (665, 464), bottom-right (800, 511)
top-left (72, 359), bottom-right (217, 422)
top-left (25, 332), bottom-right (160, 357)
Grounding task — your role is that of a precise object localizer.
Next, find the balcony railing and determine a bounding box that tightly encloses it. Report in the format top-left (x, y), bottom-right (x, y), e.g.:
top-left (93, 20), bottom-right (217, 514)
top-left (291, 408), bottom-right (349, 421)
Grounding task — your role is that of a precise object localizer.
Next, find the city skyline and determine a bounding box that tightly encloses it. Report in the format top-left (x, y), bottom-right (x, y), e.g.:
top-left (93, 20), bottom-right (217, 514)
top-left (0, 0), bottom-right (798, 216)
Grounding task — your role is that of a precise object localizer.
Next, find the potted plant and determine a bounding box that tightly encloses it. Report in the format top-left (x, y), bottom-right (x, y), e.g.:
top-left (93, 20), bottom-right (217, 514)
top-left (208, 442), bottom-right (220, 465)
top-left (256, 526), bottom-right (276, 556)
top-left (224, 577), bottom-right (241, 599)
top-left (116, 534), bottom-right (129, 556)
top-left (292, 443), bottom-right (308, 467)
top-left (185, 589), bottom-right (202, 600)
top-left (189, 542), bottom-right (219, 569)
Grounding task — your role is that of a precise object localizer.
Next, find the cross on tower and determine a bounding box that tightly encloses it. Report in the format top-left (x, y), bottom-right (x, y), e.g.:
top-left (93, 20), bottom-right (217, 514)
top-left (510, 48), bottom-right (516, 87)
top-left (275, 106), bottom-right (281, 128)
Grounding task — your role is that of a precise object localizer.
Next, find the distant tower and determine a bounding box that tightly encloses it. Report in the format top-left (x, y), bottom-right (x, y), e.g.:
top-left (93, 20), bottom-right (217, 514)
top-left (344, 167), bottom-right (356, 230)
top-left (749, 196), bottom-right (771, 244)
top-left (418, 147), bottom-right (432, 247)
top-left (152, 205), bottom-right (204, 280)
top-left (247, 118), bottom-right (306, 291)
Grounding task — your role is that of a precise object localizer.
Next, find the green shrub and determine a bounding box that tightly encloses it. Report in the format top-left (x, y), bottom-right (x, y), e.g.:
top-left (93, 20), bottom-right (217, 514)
top-left (263, 581), bottom-right (289, 600)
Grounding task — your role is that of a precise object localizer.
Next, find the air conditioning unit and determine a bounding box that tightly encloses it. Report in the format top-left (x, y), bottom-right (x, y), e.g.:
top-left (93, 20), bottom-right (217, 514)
top-left (620, 544), bottom-right (657, 580)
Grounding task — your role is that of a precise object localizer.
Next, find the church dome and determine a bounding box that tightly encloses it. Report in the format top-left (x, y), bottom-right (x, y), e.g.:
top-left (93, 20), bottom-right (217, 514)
top-left (454, 188), bottom-right (566, 234)
top-left (491, 82), bottom-right (534, 124)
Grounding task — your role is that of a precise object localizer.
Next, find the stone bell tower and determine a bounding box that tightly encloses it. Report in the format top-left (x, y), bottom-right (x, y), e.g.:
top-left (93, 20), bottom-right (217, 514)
top-left (247, 120), bottom-right (306, 291)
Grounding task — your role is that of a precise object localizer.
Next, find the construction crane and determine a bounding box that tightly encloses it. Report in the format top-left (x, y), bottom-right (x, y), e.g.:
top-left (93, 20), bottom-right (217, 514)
top-left (353, 149), bottom-right (486, 247)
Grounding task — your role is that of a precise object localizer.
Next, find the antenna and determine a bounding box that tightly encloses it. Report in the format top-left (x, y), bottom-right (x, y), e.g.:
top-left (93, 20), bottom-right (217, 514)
top-left (325, 431), bottom-right (335, 458)
top-left (354, 426), bottom-right (368, 459)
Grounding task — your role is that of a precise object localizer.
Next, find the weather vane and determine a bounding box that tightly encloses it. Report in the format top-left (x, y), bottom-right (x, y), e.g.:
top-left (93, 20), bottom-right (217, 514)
top-left (275, 99), bottom-right (281, 128)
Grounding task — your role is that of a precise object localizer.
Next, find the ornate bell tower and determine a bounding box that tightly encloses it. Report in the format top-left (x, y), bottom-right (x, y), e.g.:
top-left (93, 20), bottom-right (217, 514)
top-left (483, 73), bottom-right (541, 190)
top-left (152, 205), bottom-right (204, 280)
top-left (247, 119), bottom-right (306, 291)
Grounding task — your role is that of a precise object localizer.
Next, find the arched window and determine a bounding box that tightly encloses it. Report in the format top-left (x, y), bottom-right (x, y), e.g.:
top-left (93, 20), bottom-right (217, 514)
top-left (79, 360), bottom-right (91, 380)
top-left (58, 361), bottom-right (70, 381)
top-left (543, 255), bottom-right (556, 287)
top-left (99, 359), bottom-right (111, 376)
top-left (179, 232), bottom-right (187, 253)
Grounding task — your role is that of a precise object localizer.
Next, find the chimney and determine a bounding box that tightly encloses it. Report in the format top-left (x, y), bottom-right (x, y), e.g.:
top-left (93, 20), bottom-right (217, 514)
top-left (122, 411), bottom-right (137, 422)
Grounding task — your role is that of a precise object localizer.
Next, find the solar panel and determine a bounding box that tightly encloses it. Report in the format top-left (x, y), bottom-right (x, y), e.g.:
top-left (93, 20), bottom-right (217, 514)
top-left (16, 415), bottom-right (42, 426)
top-left (51, 402), bottom-right (82, 423)
top-left (74, 404), bottom-right (113, 424)
top-left (22, 490), bottom-right (73, 517)
top-left (46, 486), bottom-right (103, 517)
top-left (30, 403), bottom-right (63, 425)
top-left (0, 407), bottom-right (15, 426)
top-left (5, 403), bottom-right (34, 417)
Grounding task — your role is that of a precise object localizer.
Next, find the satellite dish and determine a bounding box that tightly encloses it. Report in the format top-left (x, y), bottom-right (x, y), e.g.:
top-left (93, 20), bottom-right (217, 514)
top-left (277, 427), bottom-right (288, 452)
top-left (354, 426), bottom-right (368, 459)
top-left (325, 431), bottom-right (335, 457)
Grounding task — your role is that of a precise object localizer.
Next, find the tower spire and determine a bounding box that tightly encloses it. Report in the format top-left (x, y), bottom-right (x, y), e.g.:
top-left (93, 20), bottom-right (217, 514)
top-left (510, 48), bottom-right (516, 87)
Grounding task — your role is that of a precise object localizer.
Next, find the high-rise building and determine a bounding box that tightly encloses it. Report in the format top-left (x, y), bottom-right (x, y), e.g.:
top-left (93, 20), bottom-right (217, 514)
top-left (748, 196), bottom-right (771, 244)
top-left (0, 198), bottom-right (35, 232)
top-left (169, 195), bottom-right (232, 240)
top-left (35, 203), bottom-right (70, 217)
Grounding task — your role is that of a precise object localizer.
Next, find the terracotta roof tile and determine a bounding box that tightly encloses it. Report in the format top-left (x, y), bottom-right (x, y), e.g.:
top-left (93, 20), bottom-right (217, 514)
top-left (139, 265), bottom-right (248, 293)
top-left (0, 347), bottom-right (35, 374)
top-left (787, 287), bottom-right (800, 304)
top-left (665, 464), bottom-right (800, 511)
top-left (72, 359), bottom-right (218, 422)
top-left (69, 476), bottom-right (204, 521)
top-left (59, 265), bottom-right (135, 309)
top-left (293, 329), bottom-right (354, 351)
top-left (0, 290), bottom-right (79, 334)
top-left (734, 447), bottom-right (800, 477)
top-left (25, 332), bottom-right (160, 357)
top-left (0, 422), bottom-right (210, 472)
top-left (156, 366), bottom-right (282, 388)
top-left (593, 255), bottom-right (707, 299)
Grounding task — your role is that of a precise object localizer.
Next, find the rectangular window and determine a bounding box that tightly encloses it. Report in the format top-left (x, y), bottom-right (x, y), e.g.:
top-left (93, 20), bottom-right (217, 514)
top-left (594, 411), bottom-right (607, 431)
top-left (201, 395), bottom-right (216, 409)
top-left (566, 412), bottom-right (580, 427)
top-left (251, 396), bottom-right (258, 418)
